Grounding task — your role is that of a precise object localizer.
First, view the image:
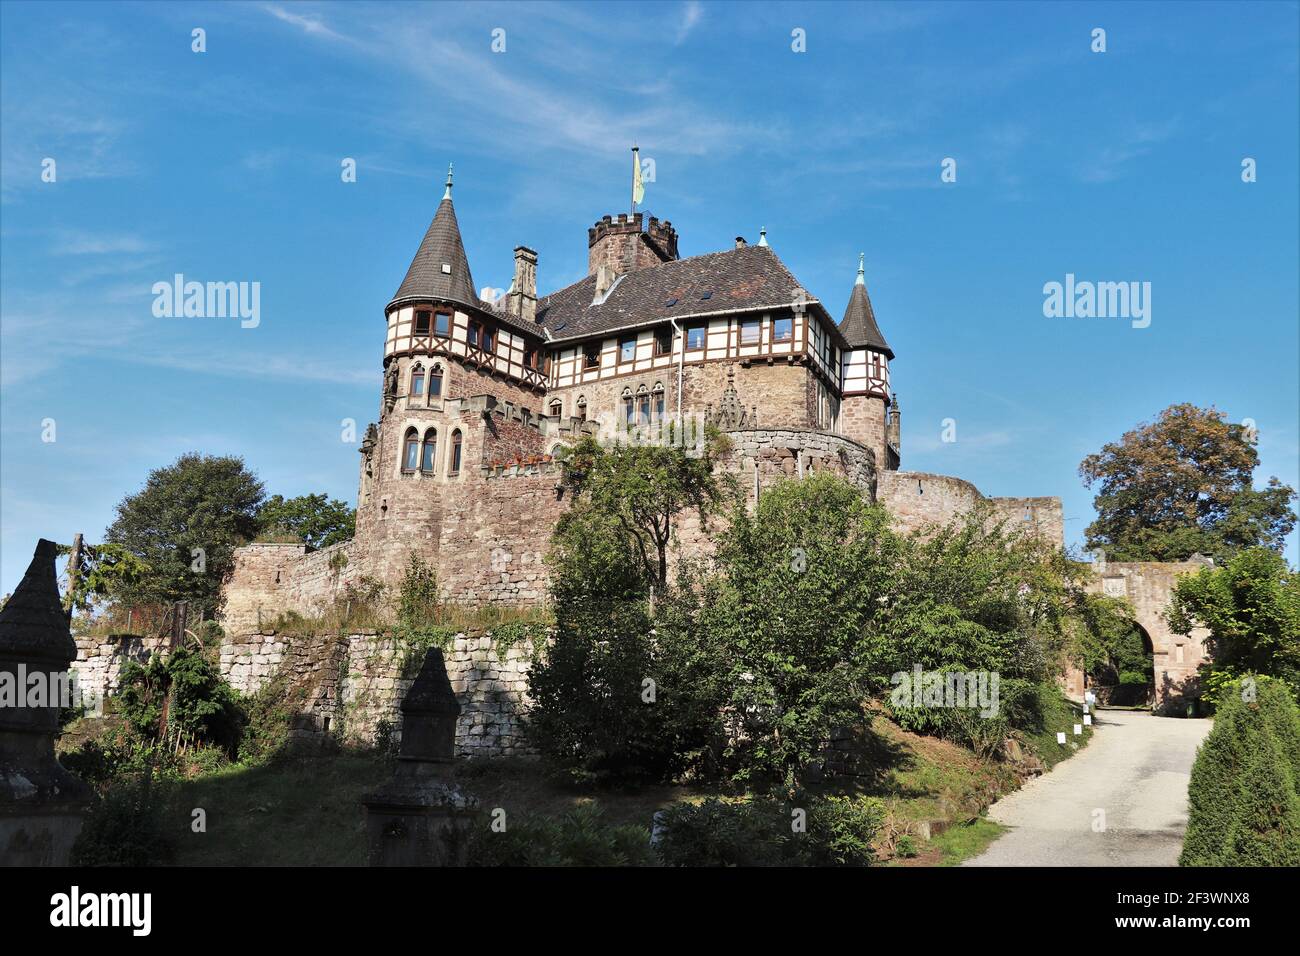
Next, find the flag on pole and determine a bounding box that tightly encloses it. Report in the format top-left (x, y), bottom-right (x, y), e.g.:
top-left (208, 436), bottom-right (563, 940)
top-left (632, 146), bottom-right (645, 208)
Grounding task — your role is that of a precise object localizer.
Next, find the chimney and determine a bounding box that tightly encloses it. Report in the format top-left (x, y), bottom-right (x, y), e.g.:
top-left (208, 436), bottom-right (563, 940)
top-left (734, 236), bottom-right (747, 249)
top-left (592, 264), bottom-right (616, 303)
top-left (507, 246), bottom-right (538, 323)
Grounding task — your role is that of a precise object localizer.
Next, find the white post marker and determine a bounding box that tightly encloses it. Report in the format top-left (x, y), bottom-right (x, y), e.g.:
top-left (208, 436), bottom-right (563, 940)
top-left (1056, 732), bottom-right (1067, 745)
top-left (1084, 714), bottom-right (1093, 726)
top-left (1074, 724), bottom-right (1083, 735)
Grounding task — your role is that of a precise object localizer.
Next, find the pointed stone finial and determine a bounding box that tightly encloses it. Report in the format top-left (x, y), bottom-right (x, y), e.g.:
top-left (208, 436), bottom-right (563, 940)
top-left (758, 226), bottom-right (769, 247)
top-left (443, 162), bottom-right (454, 200)
top-left (856, 253), bottom-right (865, 286)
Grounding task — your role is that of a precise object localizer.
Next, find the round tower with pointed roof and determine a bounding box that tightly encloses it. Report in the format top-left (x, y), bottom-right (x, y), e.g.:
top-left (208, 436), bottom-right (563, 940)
top-left (838, 255), bottom-right (898, 471)
top-left (353, 165), bottom-right (554, 587)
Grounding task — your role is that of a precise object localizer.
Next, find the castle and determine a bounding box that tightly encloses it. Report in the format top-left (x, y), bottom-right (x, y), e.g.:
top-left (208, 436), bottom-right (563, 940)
top-left (219, 165), bottom-right (1064, 636)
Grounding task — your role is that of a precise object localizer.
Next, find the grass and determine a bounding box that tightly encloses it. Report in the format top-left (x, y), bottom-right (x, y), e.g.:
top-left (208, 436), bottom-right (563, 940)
top-left (66, 688), bottom-right (1094, 866)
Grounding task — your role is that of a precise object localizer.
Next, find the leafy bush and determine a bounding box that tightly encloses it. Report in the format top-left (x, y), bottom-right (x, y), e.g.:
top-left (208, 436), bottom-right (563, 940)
top-left (116, 647), bottom-right (245, 757)
top-left (71, 783), bottom-right (174, 866)
top-left (655, 793), bottom-right (885, 866)
top-left (467, 804), bottom-right (654, 866)
top-left (1181, 675), bottom-right (1300, 866)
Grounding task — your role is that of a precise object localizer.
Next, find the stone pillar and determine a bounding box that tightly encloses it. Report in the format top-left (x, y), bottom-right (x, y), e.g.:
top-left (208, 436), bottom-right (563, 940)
top-left (1, 539), bottom-right (93, 865)
top-left (362, 648), bottom-right (476, 866)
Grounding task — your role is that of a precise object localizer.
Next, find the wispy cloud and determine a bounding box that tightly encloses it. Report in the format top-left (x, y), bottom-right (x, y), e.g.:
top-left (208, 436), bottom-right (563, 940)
top-left (676, 1), bottom-right (704, 45)
top-left (261, 3), bottom-right (349, 43)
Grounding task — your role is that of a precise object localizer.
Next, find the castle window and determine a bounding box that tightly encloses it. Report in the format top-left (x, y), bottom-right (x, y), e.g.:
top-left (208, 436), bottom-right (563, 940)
top-left (468, 320), bottom-right (494, 352)
top-left (410, 365), bottom-right (425, 398)
top-left (584, 344), bottom-right (601, 369)
top-left (773, 316), bottom-right (793, 342)
top-left (429, 365), bottom-right (443, 397)
top-left (653, 383), bottom-right (665, 422)
top-left (414, 310), bottom-right (431, 336)
top-left (619, 336), bottom-right (637, 363)
top-left (686, 324), bottom-right (706, 350)
top-left (622, 388), bottom-right (634, 428)
top-left (549, 400), bottom-right (562, 418)
top-left (449, 430), bottom-right (463, 475)
top-left (435, 312), bottom-right (451, 337)
top-left (653, 326), bottom-right (673, 356)
top-left (741, 318), bottom-right (760, 345)
top-left (402, 428), bottom-right (420, 473)
top-left (421, 429), bottom-right (437, 474)
top-left (638, 392), bottom-right (651, 426)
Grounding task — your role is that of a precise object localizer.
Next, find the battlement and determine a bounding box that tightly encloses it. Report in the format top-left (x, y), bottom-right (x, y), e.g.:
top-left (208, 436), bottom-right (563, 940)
top-left (587, 212), bottom-right (678, 276)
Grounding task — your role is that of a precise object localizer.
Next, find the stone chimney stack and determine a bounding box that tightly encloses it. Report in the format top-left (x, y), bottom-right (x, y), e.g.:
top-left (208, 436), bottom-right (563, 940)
top-left (507, 246), bottom-right (538, 324)
top-left (592, 264), bottom-right (617, 303)
top-left (734, 236), bottom-right (747, 249)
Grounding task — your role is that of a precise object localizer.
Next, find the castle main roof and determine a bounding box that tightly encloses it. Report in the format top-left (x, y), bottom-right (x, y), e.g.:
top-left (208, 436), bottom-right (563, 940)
top-left (388, 195), bottom-right (479, 314)
top-left (838, 268), bottom-right (893, 358)
top-left (536, 244), bottom-right (841, 344)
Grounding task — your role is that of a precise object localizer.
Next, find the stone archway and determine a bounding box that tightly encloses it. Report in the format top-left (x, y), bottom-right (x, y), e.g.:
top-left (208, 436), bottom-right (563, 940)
top-left (1087, 557), bottom-right (1213, 713)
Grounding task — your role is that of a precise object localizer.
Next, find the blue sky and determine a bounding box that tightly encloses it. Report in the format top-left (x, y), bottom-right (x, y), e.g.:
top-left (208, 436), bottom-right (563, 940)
top-left (1, 0), bottom-right (1297, 595)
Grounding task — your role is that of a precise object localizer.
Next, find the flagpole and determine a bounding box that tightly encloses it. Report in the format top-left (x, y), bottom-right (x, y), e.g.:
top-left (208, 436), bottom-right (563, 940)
top-left (631, 145), bottom-right (639, 216)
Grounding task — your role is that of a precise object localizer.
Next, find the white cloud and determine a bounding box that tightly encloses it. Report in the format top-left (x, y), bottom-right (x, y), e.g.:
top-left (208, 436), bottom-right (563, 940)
top-left (676, 1), bottom-right (704, 45)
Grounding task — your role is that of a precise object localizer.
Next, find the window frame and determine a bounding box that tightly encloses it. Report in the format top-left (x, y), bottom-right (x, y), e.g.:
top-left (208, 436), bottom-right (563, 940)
top-left (619, 335), bottom-right (637, 365)
top-left (449, 429), bottom-right (463, 476)
top-left (653, 326), bottom-right (673, 356)
top-left (686, 323), bottom-right (706, 351)
top-left (772, 315), bottom-right (793, 343)
top-left (583, 343), bottom-right (602, 369)
top-left (434, 311), bottom-right (451, 337)
top-left (420, 429), bottom-right (438, 474)
top-left (740, 317), bottom-right (761, 346)
top-left (414, 310), bottom-right (432, 336)
top-left (401, 427), bottom-right (420, 474)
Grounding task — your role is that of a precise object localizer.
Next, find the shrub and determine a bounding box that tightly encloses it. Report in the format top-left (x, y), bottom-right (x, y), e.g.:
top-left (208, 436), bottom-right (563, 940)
top-left (467, 804), bottom-right (654, 866)
top-left (655, 793), bottom-right (885, 866)
top-left (71, 783), bottom-right (174, 866)
top-left (116, 647), bottom-right (245, 757)
top-left (1181, 676), bottom-right (1300, 866)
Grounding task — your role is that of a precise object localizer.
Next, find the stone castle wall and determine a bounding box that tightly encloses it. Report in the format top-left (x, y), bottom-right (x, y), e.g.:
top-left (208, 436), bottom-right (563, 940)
top-left (220, 628), bottom-right (537, 757)
top-left (879, 471), bottom-right (1065, 549)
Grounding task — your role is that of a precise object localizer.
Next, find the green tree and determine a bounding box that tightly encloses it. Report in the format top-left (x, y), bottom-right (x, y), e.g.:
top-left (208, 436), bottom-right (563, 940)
top-left (1166, 547), bottom-right (1300, 699)
top-left (1080, 404), bottom-right (1296, 562)
top-left (105, 453), bottom-right (264, 614)
top-left (525, 505), bottom-right (723, 783)
top-left (255, 493), bottom-right (355, 549)
top-left (556, 432), bottom-right (735, 589)
top-left (698, 474), bottom-right (903, 787)
top-left (1181, 676), bottom-right (1300, 866)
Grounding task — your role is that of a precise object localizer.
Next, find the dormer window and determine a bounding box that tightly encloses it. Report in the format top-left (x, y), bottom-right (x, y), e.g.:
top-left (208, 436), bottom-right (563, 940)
top-left (414, 310), bottom-right (431, 336)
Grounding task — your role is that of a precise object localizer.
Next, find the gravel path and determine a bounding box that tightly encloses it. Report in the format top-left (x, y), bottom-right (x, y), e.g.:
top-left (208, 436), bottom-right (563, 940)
top-left (964, 710), bottom-right (1212, 867)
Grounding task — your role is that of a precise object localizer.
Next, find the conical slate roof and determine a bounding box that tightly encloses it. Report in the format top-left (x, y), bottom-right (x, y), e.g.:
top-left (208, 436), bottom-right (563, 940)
top-left (388, 195), bottom-right (478, 313)
top-left (0, 539), bottom-right (75, 662)
top-left (838, 258), bottom-right (893, 358)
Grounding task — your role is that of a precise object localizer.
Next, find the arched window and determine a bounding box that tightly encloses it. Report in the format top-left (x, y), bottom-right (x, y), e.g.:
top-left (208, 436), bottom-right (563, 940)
top-left (449, 429), bottom-right (463, 475)
top-left (636, 385), bottom-right (651, 426)
top-left (429, 364), bottom-right (443, 398)
top-left (576, 395), bottom-right (587, 421)
top-left (621, 388), bottom-right (634, 428)
top-left (420, 428), bottom-right (437, 474)
top-left (402, 427), bottom-right (420, 473)
top-left (409, 364), bottom-right (425, 398)
top-left (652, 383), bottom-right (666, 422)
top-left (549, 400), bottom-right (562, 418)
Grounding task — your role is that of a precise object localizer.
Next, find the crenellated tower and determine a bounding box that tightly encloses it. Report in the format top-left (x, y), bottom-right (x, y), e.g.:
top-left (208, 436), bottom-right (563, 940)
top-left (838, 254), bottom-right (898, 471)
